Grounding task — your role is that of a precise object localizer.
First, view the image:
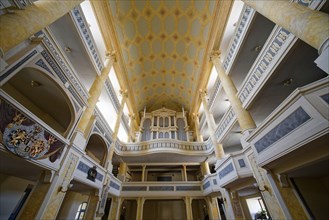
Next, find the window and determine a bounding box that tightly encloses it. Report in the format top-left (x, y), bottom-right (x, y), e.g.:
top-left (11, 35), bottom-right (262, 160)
top-left (75, 202), bottom-right (88, 220)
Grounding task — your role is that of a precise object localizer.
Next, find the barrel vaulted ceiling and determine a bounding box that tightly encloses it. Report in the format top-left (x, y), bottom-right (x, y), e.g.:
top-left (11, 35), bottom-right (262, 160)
top-left (106, 0), bottom-right (222, 112)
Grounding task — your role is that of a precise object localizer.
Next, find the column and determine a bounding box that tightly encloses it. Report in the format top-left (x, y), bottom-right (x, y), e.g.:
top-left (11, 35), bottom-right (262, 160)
top-left (184, 197), bottom-right (193, 220)
top-left (182, 108), bottom-right (190, 141)
top-left (247, 154), bottom-right (286, 219)
top-left (108, 197), bottom-right (122, 220)
top-left (242, 0), bottom-right (329, 53)
top-left (141, 165), bottom-right (146, 182)
top-left (200, 90), bottom-right (217, 131)
top-left (17, 171), bottom-right (53, 219)
top-left (192, 113), bottom-right (203, 142)
top-left (136, 197), bottom-right (144, 220)
top-left (230, 191), bottom-right (244, 220)
top-left (201, 162), bottom-right (211, 177)
top-left (117, 162), bottom-right (127, 182)
top-left (200, 90), bottom-right (225, 158)
top-left (38, 152), bottom-right (80, 219)
top-left (128, 113), bottom-right (136, 142)
top-left (211, 52), bottom-right (256, 132)
top-left (182, 164), bottom-right (188, 181)
top-left (0, 0), bottom-right (83, 53)
top-left (85, 191), bottom-right (100, 220)
top-left (107, 90), bottom-right (128, 171)
top-left (221, 189), bottom-right (236, 220)
top-left (206, 197), bottom-right (221, 220)
top-left (77, 53), bottom-right (116, 136)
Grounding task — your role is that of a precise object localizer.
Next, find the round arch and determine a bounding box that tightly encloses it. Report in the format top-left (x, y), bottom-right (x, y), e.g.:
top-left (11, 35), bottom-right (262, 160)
top-left (2, 67), bottom-right (75, 137)
top-left (85, 133), bottom-right (108, 166)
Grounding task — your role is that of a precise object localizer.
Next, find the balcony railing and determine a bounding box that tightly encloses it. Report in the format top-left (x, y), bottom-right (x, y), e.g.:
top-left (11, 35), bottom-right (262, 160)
top-left (120, 181), bottom-right (203, 197)
top-left (246, 77), bottom-right (329, 167)
top-left (114, 138), bottom-right (214, 156)
top-left (215, 150), bottom-right (253, 188)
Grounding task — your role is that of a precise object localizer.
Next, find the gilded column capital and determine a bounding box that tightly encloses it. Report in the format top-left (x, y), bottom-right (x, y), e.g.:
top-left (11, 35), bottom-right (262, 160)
top-left (210, 50), bottom-right (221, 62)
top-left (119, 89), bottom-right (128, 98)
top-left (128, 113), bottom-right (135, 120)
top-left (192, 113), bottom-right (200, 120)
top-left (199, 88), bottom-right (208, 100)
top-left (105, 50), bottom-right (116, 63)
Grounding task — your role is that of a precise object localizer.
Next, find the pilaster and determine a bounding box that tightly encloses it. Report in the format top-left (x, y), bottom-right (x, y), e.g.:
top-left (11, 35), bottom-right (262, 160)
top-left (85, 191), bottom-right (100, 220)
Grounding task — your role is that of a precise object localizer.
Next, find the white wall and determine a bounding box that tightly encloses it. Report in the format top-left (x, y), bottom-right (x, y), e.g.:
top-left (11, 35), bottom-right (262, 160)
top-left (0, 173), bottom-right (34, 219)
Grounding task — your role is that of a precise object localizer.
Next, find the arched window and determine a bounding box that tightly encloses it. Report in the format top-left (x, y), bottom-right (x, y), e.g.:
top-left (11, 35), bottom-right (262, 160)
top-left (75, 202), bottom-right (88, 220)
top-left (177, 118), bottom-right (187, 141)
top-left (165, 117), bottom-right (169, 127)
top-left (159, 117), bottom-right (163, 127)
top-left (142, 119), bottom-right (151, 141)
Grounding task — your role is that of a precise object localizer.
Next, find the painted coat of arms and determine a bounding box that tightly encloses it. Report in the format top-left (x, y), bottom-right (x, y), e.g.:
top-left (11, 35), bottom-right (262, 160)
top-left (0, 97), bottom-right (65, 161)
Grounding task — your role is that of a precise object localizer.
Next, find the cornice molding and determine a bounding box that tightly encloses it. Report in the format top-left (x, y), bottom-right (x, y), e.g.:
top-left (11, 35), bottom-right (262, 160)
top-left (190, 0), bottom-right (234, 122)
top-left (70, 6), bottom-right (104, 74)
top-left (90, 0), bottom-right (140, 127)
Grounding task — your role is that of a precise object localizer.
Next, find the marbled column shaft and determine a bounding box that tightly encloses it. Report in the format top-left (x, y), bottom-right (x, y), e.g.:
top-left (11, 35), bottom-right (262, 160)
top-left (85, 193), bottom-right (99, 220)
top-left (182, 164), bottom-right (188, 181)
top-left (128, 114), bottom-right (135, 142)
top-left (201, 162), bottom-right (211, 176)
top-left (77, 58), bottom-right (114, 135)
top-left (136, 197), bottom-right (144, 220)
top-left (200, 90), bottom-right (225, 158)
top-left (185, 196), bottom-right (193, 220)
top-left (193, 113), bottom-right (203, 142)
top-left (107, 91), bottom-right (128, 166)
top-left (212, 56), bottom-right (256, 132)
top-left (243, 0), bottom-right (329, 52)
top-left (0, 0), bottom-right (83, 52)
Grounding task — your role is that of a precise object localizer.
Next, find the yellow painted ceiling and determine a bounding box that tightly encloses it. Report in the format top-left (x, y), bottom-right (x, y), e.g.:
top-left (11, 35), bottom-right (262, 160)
top-left (108, 0), bottom-right (217, 112)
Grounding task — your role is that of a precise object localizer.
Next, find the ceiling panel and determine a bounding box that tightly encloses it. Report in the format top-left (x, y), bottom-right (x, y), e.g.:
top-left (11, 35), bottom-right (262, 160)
top-left (108, 0), bottom-right (217, 112)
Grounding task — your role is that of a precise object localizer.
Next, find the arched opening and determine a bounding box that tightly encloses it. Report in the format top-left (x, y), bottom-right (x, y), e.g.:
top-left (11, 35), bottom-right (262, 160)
top-left (85, 134), bottom-right (107, 166)
top-left (141, 119), bottom-right (151, 141)
top-left (2, 67), bottom-right (75, 137)
top-left (159, 117), bottom-right (163, 127)
top-left (165, 117), bottom-right (169, 127)
top-left (177, 118), bottom-right (187, 141)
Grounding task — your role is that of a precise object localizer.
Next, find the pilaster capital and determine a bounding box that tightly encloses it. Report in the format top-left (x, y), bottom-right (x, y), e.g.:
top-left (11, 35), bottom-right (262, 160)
top-left (199, 88), bottom-right (208, 99)
top-left (119, 89), bottom-right (128, 98)
top-left (210, 50), bottom-right (221, 62)
top-left (192, 113), bottom-right (199, 120)
top-left (105, 50), bottom-right (116, 63)
top-left (128, 113), bottom-right (135, 120)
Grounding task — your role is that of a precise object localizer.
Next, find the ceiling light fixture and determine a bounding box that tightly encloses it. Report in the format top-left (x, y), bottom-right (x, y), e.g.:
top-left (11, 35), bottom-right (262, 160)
top-left (283, 78), bottom-right (293, 86)
top-left (253, 45), bottom-right (262, 52)
top-left (64, 47), bottom-right (72, 53)
top-left (31, 80), bottom-right (41, 87)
